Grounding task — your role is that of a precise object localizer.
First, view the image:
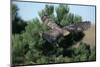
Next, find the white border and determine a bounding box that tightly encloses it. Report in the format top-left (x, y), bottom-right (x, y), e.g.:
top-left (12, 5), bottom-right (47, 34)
top-left (0, 0), bottom-right (100, 67)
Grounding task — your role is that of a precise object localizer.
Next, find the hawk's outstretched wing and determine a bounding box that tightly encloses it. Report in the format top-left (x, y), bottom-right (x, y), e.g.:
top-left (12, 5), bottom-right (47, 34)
top-left (63, 21), bottom-right (91, 32)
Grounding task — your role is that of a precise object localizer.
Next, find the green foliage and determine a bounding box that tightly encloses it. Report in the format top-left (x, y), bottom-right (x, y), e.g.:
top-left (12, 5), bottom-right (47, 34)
top-left (12, 34), bottom-right (29, 64)
top-left (55, 5), bottom-right (82, 26)
top-left (12, 18), bottom-right (49, 65)
top-left (56, 5), bottom-right (69, 23)
top-left (39, 5), bottom-right (54, 18)
top-left (12, 4), bottom-right (96, 66)
top-left (60, 13), bottom-right (82, 26)
top-left (89, 46), bottom-right (96, 61)
top-left (72, 42), bottom-right (91, 62)
top-left (12, 4), bottom-right (27, 34)
top-left (12, 4), bottom-right (18, 21)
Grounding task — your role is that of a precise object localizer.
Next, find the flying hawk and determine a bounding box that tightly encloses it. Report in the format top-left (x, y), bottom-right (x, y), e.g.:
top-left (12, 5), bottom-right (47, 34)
top-left (41, 15), bottom-right (91, 43)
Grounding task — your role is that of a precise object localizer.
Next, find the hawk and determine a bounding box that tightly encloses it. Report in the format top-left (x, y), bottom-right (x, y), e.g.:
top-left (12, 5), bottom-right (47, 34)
top-left (41, 15), bottom-right (91, 43)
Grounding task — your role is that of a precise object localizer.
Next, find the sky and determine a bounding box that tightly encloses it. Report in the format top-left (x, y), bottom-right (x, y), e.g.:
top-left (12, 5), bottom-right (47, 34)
top-left (13, 1), bottom-right (96, 23)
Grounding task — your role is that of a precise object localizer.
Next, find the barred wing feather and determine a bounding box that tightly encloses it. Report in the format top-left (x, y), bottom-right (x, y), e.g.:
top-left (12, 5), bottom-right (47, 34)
top-left (63, 21), bottom-right (91, 32)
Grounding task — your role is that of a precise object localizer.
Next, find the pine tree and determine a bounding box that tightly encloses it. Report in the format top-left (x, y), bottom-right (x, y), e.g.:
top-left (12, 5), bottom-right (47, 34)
top-left (12, 4), bottom-right (95, 65)
top-left (12, 4), bottom-right (27, 34)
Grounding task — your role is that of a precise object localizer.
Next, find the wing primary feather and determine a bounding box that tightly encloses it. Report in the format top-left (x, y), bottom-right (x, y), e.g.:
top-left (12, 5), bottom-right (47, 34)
top-left (63, 21), bottom-right (91, 32)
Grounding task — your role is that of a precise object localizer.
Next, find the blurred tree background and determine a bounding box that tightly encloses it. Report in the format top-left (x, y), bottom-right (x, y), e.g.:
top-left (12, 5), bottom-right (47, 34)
top-left (12, 4), bottom-right (96, 65)
top-left (12, 4), bottom-right (27, 34)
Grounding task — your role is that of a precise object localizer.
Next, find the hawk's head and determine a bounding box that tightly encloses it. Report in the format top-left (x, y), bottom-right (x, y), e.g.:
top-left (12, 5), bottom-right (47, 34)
top-left (41, 15), bottom-right (49, 22)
